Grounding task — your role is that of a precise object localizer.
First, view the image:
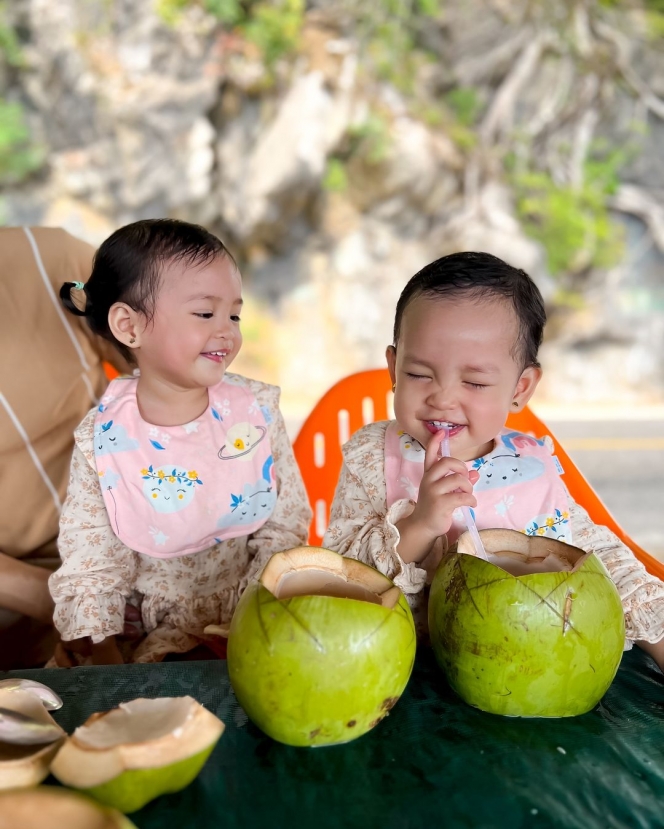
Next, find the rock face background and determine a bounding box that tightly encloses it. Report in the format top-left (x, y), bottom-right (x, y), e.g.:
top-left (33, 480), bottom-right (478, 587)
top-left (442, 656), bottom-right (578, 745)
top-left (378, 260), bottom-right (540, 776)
top-left (2, 0), bottom-right (664, 426)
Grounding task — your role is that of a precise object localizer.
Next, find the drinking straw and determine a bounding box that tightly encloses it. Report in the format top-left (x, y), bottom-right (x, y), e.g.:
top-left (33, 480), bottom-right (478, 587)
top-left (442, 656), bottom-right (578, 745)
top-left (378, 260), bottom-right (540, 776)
top-left (441, 427), bottom-right (489, 560)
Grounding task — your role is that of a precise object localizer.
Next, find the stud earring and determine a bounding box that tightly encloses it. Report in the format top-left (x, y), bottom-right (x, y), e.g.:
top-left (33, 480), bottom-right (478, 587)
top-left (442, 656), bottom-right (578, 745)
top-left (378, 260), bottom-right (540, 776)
top-left (129, 337), bottom-right (136, 345)
top-left (512, 400), bottom-right (519, 408)
top-left (392, 383), bottom-right (396, 393)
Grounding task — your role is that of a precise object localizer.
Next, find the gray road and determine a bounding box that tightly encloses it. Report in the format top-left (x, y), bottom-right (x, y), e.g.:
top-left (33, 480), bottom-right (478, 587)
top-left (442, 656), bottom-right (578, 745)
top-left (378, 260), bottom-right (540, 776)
top-left (548, 420), bottom-right (664, 560)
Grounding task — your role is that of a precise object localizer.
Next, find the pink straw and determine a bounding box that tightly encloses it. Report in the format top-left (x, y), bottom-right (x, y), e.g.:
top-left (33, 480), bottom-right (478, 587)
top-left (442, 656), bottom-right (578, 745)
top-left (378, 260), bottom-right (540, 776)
top-left (441, 427), bottom-right (489, 561)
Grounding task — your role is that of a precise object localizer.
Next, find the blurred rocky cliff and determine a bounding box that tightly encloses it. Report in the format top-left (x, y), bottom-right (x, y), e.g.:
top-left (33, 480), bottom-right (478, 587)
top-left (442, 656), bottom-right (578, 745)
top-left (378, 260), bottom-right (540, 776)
top-left (2, 0), bottom-right (664, 424)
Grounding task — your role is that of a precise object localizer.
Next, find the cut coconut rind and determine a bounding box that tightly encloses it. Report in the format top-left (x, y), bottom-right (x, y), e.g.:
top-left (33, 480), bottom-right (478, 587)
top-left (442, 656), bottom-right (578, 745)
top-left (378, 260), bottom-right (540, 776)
top-left (0, 689), bottom-right (65, 790)
top-left (80, 743), bottom-right (216, 814)
top-left (455, 528), bottom-right (589, 576)
top-left (51, 696), bottom-right (224, 790)
top-left (260, 547), bottom-right (396, 606)
top-left (0, 788), bottom-right (137, 829)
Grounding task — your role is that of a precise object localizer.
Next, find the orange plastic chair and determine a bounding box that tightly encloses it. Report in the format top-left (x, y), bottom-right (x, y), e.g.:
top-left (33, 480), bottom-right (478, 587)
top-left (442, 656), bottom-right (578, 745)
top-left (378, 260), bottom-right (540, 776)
top-left (293, 369), bottom-right (664, 581)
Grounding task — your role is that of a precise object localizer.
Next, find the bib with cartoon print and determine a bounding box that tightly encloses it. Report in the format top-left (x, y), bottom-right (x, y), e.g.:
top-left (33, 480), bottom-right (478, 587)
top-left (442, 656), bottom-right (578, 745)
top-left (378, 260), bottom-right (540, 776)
top-left (93, 374), bottom-right (275, 558)
top-left (384, 422), bottom-right (571, 547)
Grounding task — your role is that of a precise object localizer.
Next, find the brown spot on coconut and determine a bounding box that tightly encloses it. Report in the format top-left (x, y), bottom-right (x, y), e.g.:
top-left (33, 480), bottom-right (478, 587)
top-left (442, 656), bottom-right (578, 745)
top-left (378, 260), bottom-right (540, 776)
top-left (429, 529), bottom-right (625, 717)
top-left (215, 546), bottom-right (416, 747)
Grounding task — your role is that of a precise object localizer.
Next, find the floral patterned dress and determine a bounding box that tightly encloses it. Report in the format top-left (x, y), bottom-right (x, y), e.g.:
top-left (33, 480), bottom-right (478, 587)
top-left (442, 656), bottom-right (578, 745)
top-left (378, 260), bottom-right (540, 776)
top-left (49, 378), bottom-right (312, 663)
top-left (323, 421), bottom-right (664, 648)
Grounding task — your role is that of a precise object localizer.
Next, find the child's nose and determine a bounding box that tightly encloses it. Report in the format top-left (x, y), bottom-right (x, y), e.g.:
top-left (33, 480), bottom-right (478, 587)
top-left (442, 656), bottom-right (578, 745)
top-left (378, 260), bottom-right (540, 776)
top-left (427, 383), bottom-right (456, 409)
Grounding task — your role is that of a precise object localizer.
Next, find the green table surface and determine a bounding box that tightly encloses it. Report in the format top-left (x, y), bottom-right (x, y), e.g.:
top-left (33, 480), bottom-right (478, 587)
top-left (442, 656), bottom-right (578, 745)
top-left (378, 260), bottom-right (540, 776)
top-left (2, 648), bottom-right (663, 829)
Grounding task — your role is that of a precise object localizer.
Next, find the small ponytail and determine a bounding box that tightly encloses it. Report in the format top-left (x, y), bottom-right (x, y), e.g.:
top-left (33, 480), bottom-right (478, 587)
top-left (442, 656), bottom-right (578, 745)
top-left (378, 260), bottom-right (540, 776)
top-left (59, 281), bottom-right (89, 317)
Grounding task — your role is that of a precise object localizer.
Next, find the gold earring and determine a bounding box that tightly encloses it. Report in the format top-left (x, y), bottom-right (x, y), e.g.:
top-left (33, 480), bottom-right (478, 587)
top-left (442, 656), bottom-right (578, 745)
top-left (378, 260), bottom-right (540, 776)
top-left (129, 337), bottom-right (136, 345)
top-left (512, 400), bottom-right (519, 408)
top-left (392, 383), bottom-right (396, 392)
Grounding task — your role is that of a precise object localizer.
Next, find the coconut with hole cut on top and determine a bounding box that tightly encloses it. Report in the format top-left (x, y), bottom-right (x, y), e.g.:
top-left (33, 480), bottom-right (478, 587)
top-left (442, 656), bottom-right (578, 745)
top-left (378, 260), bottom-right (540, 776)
top-left (50, 696), bottom-right (224, 813)
top-left (208, 547), bottom-right (416, 747)
top-left (0, 788), bottom-right (137, 829)
top-left (0, 688), bottom-right (66, 790)
top-left (428, 528), bottom-right (625, 717)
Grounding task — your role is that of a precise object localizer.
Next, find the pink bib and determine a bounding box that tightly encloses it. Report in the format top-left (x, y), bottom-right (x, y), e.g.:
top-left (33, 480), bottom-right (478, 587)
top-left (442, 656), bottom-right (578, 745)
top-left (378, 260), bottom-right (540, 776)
top-left (384, 423), bottom-right (571, 547)
top-left (93, 374), bottom-right (275, 558)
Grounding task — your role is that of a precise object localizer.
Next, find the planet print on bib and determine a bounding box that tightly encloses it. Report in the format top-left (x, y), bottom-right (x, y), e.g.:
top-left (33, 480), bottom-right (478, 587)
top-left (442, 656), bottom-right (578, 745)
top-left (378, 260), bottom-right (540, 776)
top-left (218, 422), bottom-right (266, 461)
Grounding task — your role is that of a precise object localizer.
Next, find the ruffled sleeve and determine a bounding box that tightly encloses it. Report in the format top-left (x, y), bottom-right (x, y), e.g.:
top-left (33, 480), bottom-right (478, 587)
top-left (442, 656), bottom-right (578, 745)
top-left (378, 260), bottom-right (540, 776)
top-left (323, 422), bottom-right (428, 597)
top-left (568, 492), bottom-right (664, 648)
top-left (49, 408), bottom-right (137, 643)
top-left (237, 381), bottom-right (312, 591)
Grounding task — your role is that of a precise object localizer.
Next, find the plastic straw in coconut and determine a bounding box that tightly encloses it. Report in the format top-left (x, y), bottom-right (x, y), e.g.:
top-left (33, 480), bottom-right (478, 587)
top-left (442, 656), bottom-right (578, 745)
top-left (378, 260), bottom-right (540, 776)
top-left (441, 426), bottom-right (489, 561)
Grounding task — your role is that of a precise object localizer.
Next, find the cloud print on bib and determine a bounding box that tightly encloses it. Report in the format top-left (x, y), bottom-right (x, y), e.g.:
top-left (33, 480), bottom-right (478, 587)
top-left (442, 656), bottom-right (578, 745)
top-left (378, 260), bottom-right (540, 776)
top-left (94, 420), bottom-right (140, 455)
top-left (141, 465), bottom-right (203, 514)
top-left (217, 456), bottom-right (276, 529)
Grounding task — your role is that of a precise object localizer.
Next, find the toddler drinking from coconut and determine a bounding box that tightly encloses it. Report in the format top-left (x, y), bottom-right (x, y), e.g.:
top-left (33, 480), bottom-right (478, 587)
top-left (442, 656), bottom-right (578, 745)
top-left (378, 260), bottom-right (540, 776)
top-left (323, 251), bottom-right (664, 670)
top-left (49, 219), bottom-right (311, 665)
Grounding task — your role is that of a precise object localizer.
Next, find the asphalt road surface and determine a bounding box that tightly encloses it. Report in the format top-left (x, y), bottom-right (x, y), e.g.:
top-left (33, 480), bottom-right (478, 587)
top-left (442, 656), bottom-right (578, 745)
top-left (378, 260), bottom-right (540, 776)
top-left (548, 419), bottom-right (664, 560)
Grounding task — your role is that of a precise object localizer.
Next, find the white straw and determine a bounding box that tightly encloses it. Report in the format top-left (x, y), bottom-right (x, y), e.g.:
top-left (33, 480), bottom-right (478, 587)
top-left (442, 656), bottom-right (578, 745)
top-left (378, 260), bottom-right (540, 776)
top-left (441, 427), bottom-right (489, 561)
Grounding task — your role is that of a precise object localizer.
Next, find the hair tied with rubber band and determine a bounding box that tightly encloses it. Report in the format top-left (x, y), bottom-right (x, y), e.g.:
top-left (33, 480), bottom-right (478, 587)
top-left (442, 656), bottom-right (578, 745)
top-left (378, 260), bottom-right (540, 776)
top-left (71, 281), bottom-right (85, 291)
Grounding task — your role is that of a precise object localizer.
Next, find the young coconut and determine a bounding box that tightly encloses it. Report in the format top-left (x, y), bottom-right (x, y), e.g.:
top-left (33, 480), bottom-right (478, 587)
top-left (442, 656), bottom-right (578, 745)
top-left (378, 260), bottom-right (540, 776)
top-left (0, 788), bottom-right (137, 829)
top-left (429, 529), bottom-right (625, 717)
top-left (209, 547), bottom-right (416, 747)
top-left (0, 688), bottom-right (66, 790)
top-left (50, 696), bottom-right (224, 813)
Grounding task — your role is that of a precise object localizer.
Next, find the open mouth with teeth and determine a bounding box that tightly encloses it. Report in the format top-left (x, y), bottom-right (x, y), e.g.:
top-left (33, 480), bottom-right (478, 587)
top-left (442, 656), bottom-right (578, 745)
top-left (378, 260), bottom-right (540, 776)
top-left (425, 420), bottom-right (465, 437)
top-left (201, 350), bottom-right (228, 363)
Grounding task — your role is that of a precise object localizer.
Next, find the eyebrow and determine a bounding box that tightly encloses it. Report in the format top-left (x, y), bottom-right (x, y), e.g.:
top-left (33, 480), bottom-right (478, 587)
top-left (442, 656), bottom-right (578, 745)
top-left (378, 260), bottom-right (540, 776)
top-left (186, 294), bottom-right (243, 305)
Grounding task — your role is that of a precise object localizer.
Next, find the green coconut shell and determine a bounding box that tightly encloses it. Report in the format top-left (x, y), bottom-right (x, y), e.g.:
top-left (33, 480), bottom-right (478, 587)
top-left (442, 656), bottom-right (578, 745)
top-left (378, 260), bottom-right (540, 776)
top-left (429, 531), bottom-right (625, 717)
top-left (80, 743), bottom-right (216, 814)
top-left (227, 548), bottom-right (416, 746)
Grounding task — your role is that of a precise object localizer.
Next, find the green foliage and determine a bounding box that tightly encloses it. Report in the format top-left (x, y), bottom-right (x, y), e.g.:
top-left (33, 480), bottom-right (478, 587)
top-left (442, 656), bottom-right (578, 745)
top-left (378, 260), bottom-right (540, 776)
top-left (444, 87), bottom-right (481, 128)
top-left (323, 158), bottom-right (349, 193)
top-left (157, 0), bottom-right (304, 66)
top-left (513, 145), bottom-right (629, 275)
top-left (0, 1), bottom-right (23, 66)
top-left (0, 100), bottom-right (44, 184)
top-left (348, 112), bottom-right (392, 165)
top-left (241, 0), bottom-right (304, 67)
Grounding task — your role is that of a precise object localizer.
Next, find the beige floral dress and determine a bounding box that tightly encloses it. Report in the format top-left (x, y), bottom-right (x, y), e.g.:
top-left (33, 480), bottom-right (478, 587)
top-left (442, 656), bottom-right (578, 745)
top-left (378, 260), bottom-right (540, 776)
top-left (49, 378), bottom-right (312, 663)
top-left (323, 421), bottom-right (664, 649)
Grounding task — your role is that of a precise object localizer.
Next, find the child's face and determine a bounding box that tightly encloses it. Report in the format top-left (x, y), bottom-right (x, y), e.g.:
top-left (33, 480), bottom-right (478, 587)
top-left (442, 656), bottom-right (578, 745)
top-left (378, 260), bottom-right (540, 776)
top-left (135, 254), bottom-right (243, 391)
top-left (386, 294), bottom-right (541, 462)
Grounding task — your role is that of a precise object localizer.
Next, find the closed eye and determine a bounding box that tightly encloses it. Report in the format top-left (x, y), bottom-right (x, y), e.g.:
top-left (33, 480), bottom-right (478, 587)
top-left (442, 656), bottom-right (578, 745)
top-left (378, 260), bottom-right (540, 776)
top-left (405, 372), bottom-right (430, 380)
top-left (465, 382), bottom-right (488, 389)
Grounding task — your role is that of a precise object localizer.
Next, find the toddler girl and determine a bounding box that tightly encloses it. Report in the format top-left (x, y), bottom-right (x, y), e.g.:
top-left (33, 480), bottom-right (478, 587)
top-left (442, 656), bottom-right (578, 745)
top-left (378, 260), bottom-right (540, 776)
top-left (323, 251), bottom-right (664, 669)
top-left (50, 219), bottom-right (311, 664)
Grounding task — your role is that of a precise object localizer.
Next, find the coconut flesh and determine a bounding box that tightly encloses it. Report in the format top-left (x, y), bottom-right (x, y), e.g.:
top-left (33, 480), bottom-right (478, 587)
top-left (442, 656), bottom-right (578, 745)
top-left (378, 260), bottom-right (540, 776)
top-left (220, 547), bottom-right (416, 747)
top-left (0, 689), bottom-right (65, 790)
top-left (0, 788), bottom-right (137, 829)
top-left (50, 696), bottom-right (224, 812)
top-left (429, 528), bottom-right (625, 717)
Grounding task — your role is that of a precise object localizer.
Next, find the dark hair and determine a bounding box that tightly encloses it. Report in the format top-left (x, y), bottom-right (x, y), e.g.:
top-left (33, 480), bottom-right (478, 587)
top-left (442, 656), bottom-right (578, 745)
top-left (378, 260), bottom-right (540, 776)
top-left (60, 219), bottom-right (236, 362)
top-left (393, 251), bottom-right (546, 369)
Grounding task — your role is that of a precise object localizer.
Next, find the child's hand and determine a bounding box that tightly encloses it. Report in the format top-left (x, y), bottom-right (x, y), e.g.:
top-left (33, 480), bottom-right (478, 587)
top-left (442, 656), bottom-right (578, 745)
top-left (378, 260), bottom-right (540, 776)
top-left (396, 429), bottom-right (476, 565)
top-left (54, 634), bottom-right (124, 667)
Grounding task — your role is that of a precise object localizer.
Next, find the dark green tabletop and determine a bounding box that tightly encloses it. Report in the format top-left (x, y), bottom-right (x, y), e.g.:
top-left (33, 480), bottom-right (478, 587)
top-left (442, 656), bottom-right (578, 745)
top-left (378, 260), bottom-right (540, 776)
top-left (3, 648), bottom-right (663, 829)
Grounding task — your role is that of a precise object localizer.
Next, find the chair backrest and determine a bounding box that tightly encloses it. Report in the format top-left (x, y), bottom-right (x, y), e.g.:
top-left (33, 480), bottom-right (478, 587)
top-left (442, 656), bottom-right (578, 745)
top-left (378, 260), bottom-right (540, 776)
top-left (293, 368), bottom-right (664, 581)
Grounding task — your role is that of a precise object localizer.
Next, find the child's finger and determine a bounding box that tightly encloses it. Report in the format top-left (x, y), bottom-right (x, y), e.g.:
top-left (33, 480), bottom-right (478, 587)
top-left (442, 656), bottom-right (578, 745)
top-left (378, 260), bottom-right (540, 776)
top-left (424, 428), bottom-right (448, 472)
top-left (423, 456), bottom-right (469, 484)
top-left (429, 472), bottom-right (476, 500)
